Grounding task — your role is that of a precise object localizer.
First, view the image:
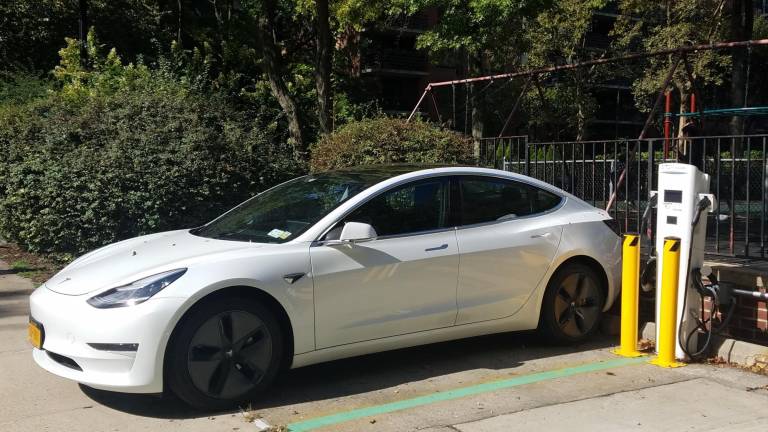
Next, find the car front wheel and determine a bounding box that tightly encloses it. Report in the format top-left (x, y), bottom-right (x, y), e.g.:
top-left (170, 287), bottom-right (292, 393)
top-left (166, 297), bottom-right (283, 410)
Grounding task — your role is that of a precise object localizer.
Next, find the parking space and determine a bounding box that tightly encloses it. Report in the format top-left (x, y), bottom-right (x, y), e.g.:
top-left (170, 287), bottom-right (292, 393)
top-left (2, 261), bottom-right (768, 432)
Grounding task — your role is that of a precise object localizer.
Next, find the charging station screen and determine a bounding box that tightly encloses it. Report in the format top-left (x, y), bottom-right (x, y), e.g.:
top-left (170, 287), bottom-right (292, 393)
top-left (664, 189), bottom-right (683, 203)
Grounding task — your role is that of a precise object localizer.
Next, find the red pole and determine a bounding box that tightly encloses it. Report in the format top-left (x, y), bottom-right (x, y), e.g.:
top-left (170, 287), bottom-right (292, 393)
top-left (664, 91), bottom-right (672, 159)
top-left (690, 93), bottom-right (696, 114)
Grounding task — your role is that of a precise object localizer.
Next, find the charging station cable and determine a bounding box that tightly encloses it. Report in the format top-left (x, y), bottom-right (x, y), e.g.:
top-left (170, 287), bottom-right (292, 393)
top-left (639, 194), bottom-right (658, 292)
top-left (677, 196), bottom-right (714, 360)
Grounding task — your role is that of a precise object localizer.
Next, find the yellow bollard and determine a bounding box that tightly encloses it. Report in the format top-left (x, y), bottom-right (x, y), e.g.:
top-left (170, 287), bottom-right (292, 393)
top-left (613, 234), bottom-right (643, 357)
top-left (650, 236), bottom-right (685, 368)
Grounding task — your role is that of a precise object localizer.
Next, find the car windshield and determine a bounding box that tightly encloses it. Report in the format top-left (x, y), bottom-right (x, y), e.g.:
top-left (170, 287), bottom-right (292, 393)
top-left (191, 171), bottom-right (391, 243)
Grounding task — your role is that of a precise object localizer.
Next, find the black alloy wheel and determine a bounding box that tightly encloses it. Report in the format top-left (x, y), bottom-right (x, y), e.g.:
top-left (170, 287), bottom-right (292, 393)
top-left (539, 263), bottom-right (606, 344)
top-left (167, 297), bottom-right (283, 410)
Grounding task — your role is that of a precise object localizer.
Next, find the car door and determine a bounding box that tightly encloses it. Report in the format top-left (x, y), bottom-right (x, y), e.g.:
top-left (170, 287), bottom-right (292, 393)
top-left (311, 177), bottom-right (459, 348)
top-left (454, 175), bottom-right (564, 325)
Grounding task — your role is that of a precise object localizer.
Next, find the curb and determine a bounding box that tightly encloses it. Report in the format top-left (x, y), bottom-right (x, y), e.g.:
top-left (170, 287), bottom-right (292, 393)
top-left (641, 321), bottom-right (768, 367)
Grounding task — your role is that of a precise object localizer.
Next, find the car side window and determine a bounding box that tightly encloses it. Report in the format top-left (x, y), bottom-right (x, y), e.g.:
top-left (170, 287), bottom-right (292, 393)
top-left (458, 176), bottom-right (561, 226)
top-left (342, 179), bottom-right (448, 237)
top-left (530, 186), bottom-right (563, 214)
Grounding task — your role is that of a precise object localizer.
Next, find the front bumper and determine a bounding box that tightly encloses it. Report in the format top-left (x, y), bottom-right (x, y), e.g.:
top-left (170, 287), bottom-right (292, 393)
top-left (29, 285), bottom-right (185, 393)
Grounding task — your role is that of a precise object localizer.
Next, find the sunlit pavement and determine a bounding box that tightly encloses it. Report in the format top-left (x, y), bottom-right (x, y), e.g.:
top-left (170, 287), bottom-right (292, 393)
top-left (2, 259), bottom-right (767, 432)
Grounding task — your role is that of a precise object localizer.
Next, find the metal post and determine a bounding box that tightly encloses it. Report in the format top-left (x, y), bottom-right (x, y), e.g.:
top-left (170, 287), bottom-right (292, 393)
top-left (430, 90), bottom-right (442, 124)
top-left (650, 237), bottom-right (685, 368)
top-left (690, 93), bottom-right (696, 114)
top-left (647, 140), bottom-right (655, 239)
top-left (407, 86), bottom-right (431, 122)
top-left (498, 77), bottom-right (532, 138)
top-left (420, 39), bottom-right (768, 92)
top-left (614, 234), bottom-right (644, 358)
top-left (524, 141), bottom-right (530, 176)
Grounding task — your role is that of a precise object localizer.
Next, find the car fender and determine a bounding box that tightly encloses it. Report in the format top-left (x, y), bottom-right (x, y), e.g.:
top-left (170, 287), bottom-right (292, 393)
top-left (521, 220), bottom-right (621, 326)
top-left (151, 245), bottom-right (315, 388)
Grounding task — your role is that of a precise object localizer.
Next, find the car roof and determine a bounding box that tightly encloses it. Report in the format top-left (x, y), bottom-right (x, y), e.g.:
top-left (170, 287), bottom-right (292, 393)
top-left (318, 164), bottom-right (457, 178)
top-left (319, 164), bottom-right (568, 196)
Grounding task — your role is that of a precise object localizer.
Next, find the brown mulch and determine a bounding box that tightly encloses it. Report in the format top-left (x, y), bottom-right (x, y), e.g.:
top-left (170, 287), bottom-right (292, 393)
top-left (0, 242), bottom-right (63, 284)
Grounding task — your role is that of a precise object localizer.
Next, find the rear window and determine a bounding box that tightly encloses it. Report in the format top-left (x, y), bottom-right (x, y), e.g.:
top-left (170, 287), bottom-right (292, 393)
top-left (458, 176), bottom-right (562, 226)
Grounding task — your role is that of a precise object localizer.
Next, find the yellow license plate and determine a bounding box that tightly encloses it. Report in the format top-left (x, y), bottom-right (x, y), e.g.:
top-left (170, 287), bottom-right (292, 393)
top-left (28, 320), bottom-right (43, 349)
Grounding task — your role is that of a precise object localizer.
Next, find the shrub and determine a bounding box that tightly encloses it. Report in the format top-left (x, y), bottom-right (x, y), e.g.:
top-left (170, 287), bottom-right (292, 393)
top-left (310, 117), bottom-right (475, 172)
top-left (0, 64), bottom-right (299, 259)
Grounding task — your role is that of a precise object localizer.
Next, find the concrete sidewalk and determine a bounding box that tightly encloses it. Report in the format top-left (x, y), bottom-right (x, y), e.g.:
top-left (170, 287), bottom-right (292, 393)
top-left (2, 258), bottom-right (768, 432)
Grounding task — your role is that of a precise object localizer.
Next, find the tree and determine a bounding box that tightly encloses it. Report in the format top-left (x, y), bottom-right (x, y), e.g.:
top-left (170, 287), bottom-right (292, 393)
top-left (613, 0), bottom-right (731, 136)
top-left (0, 0), bottom-right (167, 72)
top-left (314, 0), bottom-right (333, 134)
top-left (727, 0), bottom-right (754, 136)
top-left (415, 1), bottom-right (550, 140)
top-left (526, 0), bottom-right (609, 141)
top-left (417, 0), bottom-right (549, 137)
top-left (251, 0), bottom-right (307, 160)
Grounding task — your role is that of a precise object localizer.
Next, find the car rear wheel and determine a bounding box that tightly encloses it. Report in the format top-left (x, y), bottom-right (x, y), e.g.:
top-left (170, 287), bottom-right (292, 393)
top-left (166, 297), bottom-right (283, 410)
top-left (539, 263), bottom-right (605, 344)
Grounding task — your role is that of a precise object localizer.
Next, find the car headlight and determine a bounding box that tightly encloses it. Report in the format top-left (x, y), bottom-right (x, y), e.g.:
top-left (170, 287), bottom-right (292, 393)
top-left (87, 269), bottom-right (187, 309)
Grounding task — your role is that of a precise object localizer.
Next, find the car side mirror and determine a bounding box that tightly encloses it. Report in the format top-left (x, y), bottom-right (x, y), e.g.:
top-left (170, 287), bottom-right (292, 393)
top-left (339, 222), bottom-right (377, 243)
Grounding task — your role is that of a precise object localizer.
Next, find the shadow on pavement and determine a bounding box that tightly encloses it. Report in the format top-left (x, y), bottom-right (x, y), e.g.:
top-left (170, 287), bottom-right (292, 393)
top-left (81, 331), bottom-right (614, 419)
top-left (0, 289), bottom-right (33, 318)
top-left (0, 268), bottom-right (41, 276)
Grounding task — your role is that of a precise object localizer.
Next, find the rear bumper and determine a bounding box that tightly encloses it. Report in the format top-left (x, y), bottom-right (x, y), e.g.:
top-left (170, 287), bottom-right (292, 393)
top-left (29, 285), bottom-right (185, 393)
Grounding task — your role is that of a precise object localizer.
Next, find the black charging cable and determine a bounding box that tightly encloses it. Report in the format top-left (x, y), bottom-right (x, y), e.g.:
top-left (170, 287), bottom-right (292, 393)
top-left (639, 194), bottom-right (658, 292)
top-left (677, 196), bottom-right (713, 360)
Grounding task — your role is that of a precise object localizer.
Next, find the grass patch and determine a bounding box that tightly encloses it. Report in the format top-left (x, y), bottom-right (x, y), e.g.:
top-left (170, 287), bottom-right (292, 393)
top-left (0, 243), bottom-right (61, 284)
top-left (11, 260), bottom-right (31, 272)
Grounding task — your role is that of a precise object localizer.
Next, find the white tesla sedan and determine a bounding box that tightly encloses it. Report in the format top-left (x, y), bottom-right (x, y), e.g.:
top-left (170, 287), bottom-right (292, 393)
top-left (29, 166), bottom-right (620, 409)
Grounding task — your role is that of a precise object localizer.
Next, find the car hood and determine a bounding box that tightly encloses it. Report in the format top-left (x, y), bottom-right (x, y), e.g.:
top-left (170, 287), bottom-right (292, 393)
top-left (45, 230), bottom-right (263, 296)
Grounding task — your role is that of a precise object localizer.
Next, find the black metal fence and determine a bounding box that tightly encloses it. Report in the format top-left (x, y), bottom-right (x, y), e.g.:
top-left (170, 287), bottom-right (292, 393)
top-left (477, 135), bottom-right (768, 259)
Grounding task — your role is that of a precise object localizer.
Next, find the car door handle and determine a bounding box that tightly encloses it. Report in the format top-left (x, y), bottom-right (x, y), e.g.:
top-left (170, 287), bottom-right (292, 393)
top-left (530, 232), bottom-right (552, 239)
top-left (425, 244), bottom-right (449, 252)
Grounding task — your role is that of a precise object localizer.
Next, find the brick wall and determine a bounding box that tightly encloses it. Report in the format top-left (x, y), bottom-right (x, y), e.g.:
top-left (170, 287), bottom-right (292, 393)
top-left (704, 289), bottom-right (768, 346)
top-left (635, 269), bottom-right (768, 347)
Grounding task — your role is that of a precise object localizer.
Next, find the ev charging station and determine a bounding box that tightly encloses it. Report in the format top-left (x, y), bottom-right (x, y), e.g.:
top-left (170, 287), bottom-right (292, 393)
top-left (612, 160), bottom-right (768, 364)
top-left (652, 163), bottom-right (715, 360)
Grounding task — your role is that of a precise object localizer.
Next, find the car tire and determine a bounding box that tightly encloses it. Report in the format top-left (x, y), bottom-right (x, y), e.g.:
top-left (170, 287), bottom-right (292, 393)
top-left (166, 296), bottom-right (283, 411)
top-left (538, 263), bottom-right (606, 344)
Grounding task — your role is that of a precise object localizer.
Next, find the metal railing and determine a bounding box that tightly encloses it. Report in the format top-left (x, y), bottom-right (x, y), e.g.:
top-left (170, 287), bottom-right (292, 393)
top-left (478, 135), bottom-right (768, 259)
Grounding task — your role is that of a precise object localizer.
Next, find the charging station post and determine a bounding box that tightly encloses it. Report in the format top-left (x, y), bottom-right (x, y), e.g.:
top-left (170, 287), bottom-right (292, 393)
top-left (653, 163), bottom-right (714, 360)
top-left (650, 237), bottom-right (686, 368)
top-left (614, 234), bottom-right (644, 358)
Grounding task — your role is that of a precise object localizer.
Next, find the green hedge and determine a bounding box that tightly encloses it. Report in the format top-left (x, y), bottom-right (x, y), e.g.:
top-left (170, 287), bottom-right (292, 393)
top-left (0, 73), bottom-right (299, 258)
top-left (310, 117), bottom-right (475, 171)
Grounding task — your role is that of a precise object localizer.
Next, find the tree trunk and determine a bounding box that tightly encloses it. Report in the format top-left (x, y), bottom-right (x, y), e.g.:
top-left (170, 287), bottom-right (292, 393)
top-left (314, 0), bottom-right (333, 134)
top-left (728, 0), bottom-right (754, 141)
top-left (575, 72), bottom-right (587, 141)
top-left (469, 53), bottom-right (490, 156)
top-left (470, 84), bottom-right (484, 155)
top-left (257, 0), bottom-right (306, 160)
top-left (177, 0), bottom-right (183, 44)
top-left (79, 0), bottom-right (88, 68)
top-left (676, 87), bottom-right (692, 160)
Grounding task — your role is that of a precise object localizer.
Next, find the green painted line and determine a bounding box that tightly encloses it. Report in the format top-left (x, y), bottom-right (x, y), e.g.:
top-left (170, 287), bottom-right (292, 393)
top-left (287, 356), bottom-right (647, 431)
